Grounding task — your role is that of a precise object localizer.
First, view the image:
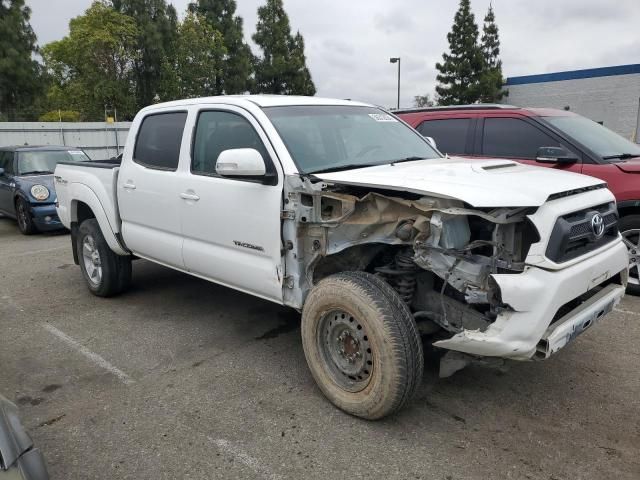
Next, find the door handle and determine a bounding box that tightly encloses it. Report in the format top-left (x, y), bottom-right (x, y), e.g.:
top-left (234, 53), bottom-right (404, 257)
top-left (123, 182), bottom-right (136, 190)
top-left (180, 192), bottom-right (200, 201)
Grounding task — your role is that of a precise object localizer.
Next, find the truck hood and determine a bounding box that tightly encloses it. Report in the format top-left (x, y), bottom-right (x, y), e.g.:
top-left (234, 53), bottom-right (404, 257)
top-left (313, 158), bottom-right (605, 207)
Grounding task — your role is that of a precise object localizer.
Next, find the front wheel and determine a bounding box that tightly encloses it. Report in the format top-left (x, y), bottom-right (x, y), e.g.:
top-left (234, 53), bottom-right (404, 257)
top-left (620, 215), bottom-right (640, 295)
top-left (301, 271), bottom-right (423, 420)
top-left (77, 219), bottom-right (132, 297)
top-left (16, 198), bottom-right (37, 235)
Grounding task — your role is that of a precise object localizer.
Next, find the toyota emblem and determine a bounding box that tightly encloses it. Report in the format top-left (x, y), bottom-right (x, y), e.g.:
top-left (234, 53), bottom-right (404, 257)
top-left (591, 213), bottom-right (605, 239)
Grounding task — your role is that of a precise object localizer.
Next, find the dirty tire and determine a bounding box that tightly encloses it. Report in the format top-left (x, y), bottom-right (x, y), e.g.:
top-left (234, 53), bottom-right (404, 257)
top-left (77, 219), bottom-right (131, 297)
top-left (619, 215), bottom-right (640, 296)
top-left (16, 197), bottom-right (37, 235)
top-left (301, 271), bottom-right (423, 420)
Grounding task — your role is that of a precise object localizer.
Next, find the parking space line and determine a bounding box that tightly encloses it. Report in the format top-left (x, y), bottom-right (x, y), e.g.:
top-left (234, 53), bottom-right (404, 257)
top-left (208, 437), bottom-right (282, 480)
top-left (2, 246), bottom-right (68, 259)
top-left (42, 323), bottom-right (135, 385)
top-left (614, 308), bottom-right (640, 316)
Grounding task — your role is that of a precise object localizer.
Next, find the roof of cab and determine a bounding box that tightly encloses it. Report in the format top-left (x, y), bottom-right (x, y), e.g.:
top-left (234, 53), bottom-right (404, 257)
top-left (141, 94), bottom-right (373, 112)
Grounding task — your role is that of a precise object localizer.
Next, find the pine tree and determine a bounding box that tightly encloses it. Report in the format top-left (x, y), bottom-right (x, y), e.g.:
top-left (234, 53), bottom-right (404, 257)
top-left (111, 0), bottom-right (178, 107)
top-left (188, 0), bottom-right (253, 94)
top-left (0, 0), bottom-right (43, 120)
top-left (479, 3), bottom-right (506, 102)
top-left (435, 0), bottom-right (484, 105)
top-left (252, 0), bottom-right (315, 96)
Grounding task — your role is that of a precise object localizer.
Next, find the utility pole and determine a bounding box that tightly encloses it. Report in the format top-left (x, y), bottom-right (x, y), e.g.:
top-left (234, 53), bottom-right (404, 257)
top-left (390, 57), bottom-right (401, 109)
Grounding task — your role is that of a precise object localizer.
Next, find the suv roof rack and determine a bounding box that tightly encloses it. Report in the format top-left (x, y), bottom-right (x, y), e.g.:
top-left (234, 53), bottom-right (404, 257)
top-left (392, 104), bottom-right (520, 114)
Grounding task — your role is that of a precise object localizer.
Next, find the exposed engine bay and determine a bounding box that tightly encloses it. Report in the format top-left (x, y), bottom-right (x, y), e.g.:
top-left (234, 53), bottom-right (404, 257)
top-left (281, 176), bottom-right (541, 340)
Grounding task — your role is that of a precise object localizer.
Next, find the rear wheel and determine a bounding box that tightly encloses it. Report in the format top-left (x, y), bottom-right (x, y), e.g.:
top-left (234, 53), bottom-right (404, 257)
top-left (619, 215), bottom-right (640, 295)
top-left (301, 271), bottom-right (423, 420)
top-left (77, 219), bottom-right (131, 297)
top-left (16, 198), bottom-right (37, 235)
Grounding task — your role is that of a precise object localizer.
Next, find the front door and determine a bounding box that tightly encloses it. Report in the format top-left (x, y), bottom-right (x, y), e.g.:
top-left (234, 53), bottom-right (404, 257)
top-left (0, 151), bottom-right (16, 215)
top-left (118, 111), bottom-right (188, 268)
top-left (179, 106), bottom-right (284, 302)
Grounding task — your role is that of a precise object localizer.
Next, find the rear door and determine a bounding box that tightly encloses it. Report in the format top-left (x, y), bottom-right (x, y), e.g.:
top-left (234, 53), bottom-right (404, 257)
top-left (0, 151), bottom-right (16, 215)
top-left (475, 116), bottom-right (583, 173)
top-left (179, 105), bottom-right (284, 302)
top-left (415, 117), bottom-right (475, 156)
top-left (118, 110), bottom-right (188, 268)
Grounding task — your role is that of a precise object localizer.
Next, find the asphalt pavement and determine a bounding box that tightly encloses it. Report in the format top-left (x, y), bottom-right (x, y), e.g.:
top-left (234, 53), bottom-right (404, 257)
top-left (1, 215), bottom-right (638, 479)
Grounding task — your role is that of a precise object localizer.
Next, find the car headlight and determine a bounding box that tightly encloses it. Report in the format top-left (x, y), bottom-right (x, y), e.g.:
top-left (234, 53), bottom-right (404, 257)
top-left (30, 184), bottom-right (50, 201)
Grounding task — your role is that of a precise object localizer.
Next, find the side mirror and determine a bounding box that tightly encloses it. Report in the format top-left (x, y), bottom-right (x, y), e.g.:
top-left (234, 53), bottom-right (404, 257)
top-left (0, 168), bottom-right (4, 176)
top-left (536, 146), bottom-right (579, 164)
top-left (216, 148), bottom-right (267, 177)
top-left (424, 136), bottom-right (437, 149)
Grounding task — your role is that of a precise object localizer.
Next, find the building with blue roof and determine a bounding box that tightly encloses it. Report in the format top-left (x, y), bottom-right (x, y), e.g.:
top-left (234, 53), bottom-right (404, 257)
top-left (504, 64), bottom-right (640, 142)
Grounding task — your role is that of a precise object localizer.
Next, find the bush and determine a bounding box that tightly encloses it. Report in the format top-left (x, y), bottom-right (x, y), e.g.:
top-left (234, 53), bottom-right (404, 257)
top-left (38, 110), bottom-right (81, 122)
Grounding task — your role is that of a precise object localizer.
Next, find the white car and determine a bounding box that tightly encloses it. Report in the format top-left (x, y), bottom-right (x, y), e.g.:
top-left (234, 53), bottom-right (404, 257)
top-left (54, 96), bottom-right (628, 419)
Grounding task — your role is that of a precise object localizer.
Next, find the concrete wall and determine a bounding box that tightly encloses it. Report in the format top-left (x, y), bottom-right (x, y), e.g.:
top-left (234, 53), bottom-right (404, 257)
top-left (0, 122), bottom-right (132, 160)
top-left (504, 73), bottom-right (640, 141)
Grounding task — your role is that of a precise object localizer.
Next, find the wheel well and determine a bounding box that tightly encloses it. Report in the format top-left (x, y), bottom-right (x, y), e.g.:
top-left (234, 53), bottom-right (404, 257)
top-left (312, 244), bottom-right (391, 283)
top-left (75, 201), bottom-right (96, 225)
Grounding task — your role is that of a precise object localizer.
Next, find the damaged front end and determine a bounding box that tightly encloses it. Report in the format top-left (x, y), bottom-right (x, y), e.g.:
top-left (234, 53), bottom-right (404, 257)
top-left (282, 175), bottom-right (543, 367)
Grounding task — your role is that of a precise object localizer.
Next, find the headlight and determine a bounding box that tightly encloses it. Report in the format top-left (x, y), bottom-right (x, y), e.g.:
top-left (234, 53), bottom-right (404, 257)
top-left (30, 184), bottom-right (50, 201)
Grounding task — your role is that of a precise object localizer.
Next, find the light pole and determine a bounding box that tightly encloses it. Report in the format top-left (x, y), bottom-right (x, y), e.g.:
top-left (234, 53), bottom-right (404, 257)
top-left (390, 57), bottom-right (401, 109)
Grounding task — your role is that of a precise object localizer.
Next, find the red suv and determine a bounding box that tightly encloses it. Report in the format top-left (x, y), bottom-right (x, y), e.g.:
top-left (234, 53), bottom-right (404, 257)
top-left (396, 105), bottom-right (640, 293)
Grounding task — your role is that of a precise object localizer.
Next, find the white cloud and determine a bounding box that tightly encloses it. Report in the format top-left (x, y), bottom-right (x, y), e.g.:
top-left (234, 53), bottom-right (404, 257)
top-left (27, 0), bottom-right (640, 109)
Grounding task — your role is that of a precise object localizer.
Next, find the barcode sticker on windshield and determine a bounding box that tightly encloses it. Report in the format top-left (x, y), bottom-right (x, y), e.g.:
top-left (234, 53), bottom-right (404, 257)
top-left (368, 113), bottom-right (397, 122)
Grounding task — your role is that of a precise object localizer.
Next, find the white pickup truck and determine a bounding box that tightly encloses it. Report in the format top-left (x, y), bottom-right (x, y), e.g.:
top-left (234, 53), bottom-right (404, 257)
top-left (55, 96), bottom-right (629, 419)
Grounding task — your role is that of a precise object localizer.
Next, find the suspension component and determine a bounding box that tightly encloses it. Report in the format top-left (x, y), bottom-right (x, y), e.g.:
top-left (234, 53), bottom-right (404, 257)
top-left (375, 250), bottom-right (418, 304)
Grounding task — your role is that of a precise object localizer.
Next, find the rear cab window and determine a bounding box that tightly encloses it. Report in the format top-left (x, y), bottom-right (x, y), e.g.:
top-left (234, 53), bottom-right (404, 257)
top-left (416, 118), bottom-right (471, 155)
top-left (134, 112), bottom-right (188, 171)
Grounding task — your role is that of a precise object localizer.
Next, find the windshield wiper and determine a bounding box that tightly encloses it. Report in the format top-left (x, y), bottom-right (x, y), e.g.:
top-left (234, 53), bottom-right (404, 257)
top-left (602, 153), bottom-right (640, 160)
top-left (20, 170), bottom-right (53, 175)
top-left (309, 163), bottom-right (384, 174)
top-left (390, 156), bottom-right (427, 164)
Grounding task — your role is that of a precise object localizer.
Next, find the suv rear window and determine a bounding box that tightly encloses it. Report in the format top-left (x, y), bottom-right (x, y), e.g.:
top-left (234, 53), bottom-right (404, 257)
top-left (134, 112), bottom-right (187, 170)
top-left (482, 117), bottom-right (560, 159)
top-left (416, 118), bottom-right (470, 155)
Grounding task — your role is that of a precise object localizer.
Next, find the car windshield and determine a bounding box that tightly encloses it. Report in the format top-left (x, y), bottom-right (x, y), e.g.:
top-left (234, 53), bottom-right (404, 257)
top-left (18, 149), bottom-right (90, 174)
top-left (544, 115), bottom-right (640, 161)
top-left (263, 105), bottom-right (441, 173)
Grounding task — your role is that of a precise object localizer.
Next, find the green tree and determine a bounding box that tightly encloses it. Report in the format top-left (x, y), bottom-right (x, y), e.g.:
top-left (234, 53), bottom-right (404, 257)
top-left (435, 0), bottom-right (484, 105)
top-left (168, 12), bottom-right (226, 98)
top-left (0, 0), bottom-right (43, 121)
top-left (39, 110), bottom-right (81, 122)
top-left (188, 0), bottom-right (253, 94)
top-left (479, 4), bottom-right (506, 102)
top-left (413, 94), bottom-right (436, 107)
top-left (41, 1), bottom-right (139, 120)
top-left (111, 0), bottom-right (178, 107)
top-left (252, 0), bottom-right (315, 95)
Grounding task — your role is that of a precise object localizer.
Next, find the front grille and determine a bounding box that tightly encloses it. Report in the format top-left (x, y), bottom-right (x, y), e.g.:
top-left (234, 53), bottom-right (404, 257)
top-left (546, 202), bottom-right (618, 263)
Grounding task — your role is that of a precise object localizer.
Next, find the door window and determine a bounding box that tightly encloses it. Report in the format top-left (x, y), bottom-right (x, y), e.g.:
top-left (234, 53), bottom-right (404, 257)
top-left (191, 110), bottom-right (273, 177)
top-left (133, 112), bottom-right (187, 170)
top-left (482, 117), bottom-right (562, 159)
top-left (0, 151), bottom-right (14, 175)
top-left (416, 118), bottom-right (470, 155)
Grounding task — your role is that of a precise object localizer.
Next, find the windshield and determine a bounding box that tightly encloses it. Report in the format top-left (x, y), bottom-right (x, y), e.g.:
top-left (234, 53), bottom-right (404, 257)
top-left (264, 105), bottom-right (441, 173)
top-left (18, 149), bottom-right (90, 174)
top-left (544, 115), bottom-right (640, 161)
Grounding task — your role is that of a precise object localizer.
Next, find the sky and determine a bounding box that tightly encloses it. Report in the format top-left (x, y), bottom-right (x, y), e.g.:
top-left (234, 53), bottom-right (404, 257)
top-left (26, 0), bottom-right (640, 109)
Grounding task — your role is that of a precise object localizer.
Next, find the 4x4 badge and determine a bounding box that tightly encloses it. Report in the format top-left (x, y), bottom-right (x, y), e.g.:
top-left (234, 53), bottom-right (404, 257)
top-left (591, 213), bottom-right (605, 239)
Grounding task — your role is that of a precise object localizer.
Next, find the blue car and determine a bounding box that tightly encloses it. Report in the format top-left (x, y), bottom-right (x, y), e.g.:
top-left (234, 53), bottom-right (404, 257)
top-left (0, 146), bottom-right (91, 235)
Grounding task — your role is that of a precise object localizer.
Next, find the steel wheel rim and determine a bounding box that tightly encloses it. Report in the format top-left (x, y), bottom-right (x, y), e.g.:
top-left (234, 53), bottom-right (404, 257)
top-left (82, 235), bottom-right (103, 286)
top-left (318, 309), bottom-right (374, 392)
top-left (622, 229), bottom-right (640, 286)
top-left (17, 201), bottom-right (28, 230)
